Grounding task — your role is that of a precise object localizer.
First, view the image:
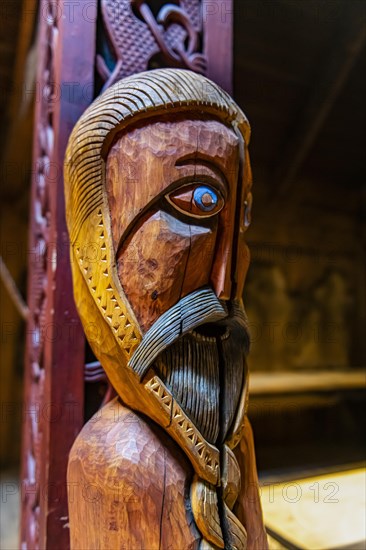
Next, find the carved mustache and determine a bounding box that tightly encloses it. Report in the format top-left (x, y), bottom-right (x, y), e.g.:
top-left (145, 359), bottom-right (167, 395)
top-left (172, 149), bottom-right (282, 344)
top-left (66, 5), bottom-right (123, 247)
top-left (129, 287), bottom-right (250, 381)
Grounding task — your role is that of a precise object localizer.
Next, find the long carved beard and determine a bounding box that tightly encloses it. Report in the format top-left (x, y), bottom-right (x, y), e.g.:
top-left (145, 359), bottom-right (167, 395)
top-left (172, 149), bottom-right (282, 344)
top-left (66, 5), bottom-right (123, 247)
top-left (128, 289), bottom-right (250, 548)
top-left (155, 316), bottom-right (248, 445)
top-left (153, 301), bottom-right (250, 549)
top-left (128, 288), bottom-right (250, 446)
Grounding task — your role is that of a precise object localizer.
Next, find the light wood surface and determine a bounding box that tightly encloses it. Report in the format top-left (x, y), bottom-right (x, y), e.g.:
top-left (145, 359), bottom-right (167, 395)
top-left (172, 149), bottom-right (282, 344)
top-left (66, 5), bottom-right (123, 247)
top-left (250, 369), bottom-right (366, 395)
top-left (261, 467), bottom-right (366, 549)
top-left (68, 399), bottom-right (268, 549)
top-left (107, 117), bottom-right (240, 332)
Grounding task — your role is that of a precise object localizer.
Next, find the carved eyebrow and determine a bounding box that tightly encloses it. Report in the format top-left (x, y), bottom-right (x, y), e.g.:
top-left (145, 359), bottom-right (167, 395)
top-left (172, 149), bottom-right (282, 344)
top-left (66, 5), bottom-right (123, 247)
top-left (175, 156), bottom-right (228, 189)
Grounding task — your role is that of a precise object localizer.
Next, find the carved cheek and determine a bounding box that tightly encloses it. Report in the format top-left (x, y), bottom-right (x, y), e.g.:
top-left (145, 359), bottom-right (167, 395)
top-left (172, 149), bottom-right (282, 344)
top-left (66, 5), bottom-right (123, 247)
top-left (117, 211), bottom-right (217, 333)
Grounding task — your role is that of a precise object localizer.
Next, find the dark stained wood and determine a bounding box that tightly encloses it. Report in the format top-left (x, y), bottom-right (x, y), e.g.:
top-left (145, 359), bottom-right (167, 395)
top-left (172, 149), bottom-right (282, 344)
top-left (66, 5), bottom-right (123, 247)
top-left (97, 0), bottom-right (206, 90)
top-left (203, 0), bottom-right (233, 93)
top-left (20, 1), bottom-right (97, 547)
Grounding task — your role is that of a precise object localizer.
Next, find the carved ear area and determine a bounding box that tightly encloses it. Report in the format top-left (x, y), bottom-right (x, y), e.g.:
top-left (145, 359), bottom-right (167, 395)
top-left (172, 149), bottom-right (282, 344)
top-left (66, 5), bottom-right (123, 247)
top-left (243, 192), bottom-right (253, 229)
top-left (166, 184), bottom-right (224, 218)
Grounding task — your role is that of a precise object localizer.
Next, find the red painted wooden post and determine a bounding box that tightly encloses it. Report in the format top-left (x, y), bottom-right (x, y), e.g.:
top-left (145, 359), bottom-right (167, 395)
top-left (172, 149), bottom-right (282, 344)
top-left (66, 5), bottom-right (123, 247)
top-left (20, 1), bottom-right (97, 548)
top-left (21, 1), bottom-right (234, 547)
top-left (203, 0), bottom-right (233, 93)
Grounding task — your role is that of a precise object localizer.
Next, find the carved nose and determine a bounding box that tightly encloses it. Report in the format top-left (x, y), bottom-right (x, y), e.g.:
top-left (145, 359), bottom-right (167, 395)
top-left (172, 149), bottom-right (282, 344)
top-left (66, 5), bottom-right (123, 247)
top-left (210, 225), bottom-right (249, 301)
top-left (210, 219), bottom-right (235, 300)
top-left (211, 248), bottom-right (233, 300)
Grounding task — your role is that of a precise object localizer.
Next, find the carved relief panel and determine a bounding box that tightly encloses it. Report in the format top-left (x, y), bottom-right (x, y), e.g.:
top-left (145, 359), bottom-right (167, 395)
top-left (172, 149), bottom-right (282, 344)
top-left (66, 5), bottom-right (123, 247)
top-left (97, 0), bottom-right (206, 90)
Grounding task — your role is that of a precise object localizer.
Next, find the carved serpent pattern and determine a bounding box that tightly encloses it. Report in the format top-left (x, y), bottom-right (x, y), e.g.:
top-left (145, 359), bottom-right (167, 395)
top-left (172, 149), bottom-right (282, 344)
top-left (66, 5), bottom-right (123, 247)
top-left (97, 0), bottom-right (207, 90)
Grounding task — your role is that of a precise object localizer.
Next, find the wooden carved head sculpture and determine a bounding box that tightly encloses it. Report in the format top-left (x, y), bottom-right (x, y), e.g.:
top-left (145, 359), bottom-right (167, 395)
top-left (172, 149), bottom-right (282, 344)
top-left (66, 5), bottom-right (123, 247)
top-left (65, 69), bottom-right (266, 550)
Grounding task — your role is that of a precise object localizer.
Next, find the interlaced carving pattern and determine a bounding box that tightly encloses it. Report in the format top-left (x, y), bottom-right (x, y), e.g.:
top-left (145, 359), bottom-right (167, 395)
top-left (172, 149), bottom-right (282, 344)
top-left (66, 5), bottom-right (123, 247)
top-left (97, 0), bottom-right (207, 90)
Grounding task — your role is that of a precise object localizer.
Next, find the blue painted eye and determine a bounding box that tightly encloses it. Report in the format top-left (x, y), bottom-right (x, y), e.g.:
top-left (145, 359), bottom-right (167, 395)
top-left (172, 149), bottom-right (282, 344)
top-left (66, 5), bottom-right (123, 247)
top-left (166, 183), bottom-right (224, 217)
top-left (193, 186), bottom-right (219, 212)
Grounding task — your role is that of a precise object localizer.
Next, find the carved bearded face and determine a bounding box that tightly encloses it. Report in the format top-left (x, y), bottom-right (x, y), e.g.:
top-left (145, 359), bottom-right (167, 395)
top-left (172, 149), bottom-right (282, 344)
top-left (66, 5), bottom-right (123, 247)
top-left (65, 70), bottom-right (252, 473)
top-left (105, 116), bottom-right (251, 444)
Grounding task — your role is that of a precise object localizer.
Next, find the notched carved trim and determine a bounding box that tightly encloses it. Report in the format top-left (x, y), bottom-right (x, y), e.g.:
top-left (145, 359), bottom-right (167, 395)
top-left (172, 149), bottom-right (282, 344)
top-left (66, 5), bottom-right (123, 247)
top-left (145, 375), bottom-right (220, 485)
top-left (74, 207), bottom-right (141, 360)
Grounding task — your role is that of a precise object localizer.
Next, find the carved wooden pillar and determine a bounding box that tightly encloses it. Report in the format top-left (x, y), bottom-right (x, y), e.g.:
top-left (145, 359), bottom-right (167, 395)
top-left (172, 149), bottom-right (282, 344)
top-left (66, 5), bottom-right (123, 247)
top-left (203, 0), bottom-right (233, 92)
top-left (21, 1), bottom-right (234, 548)
top-left (20, 2), bottom-right (97, 547)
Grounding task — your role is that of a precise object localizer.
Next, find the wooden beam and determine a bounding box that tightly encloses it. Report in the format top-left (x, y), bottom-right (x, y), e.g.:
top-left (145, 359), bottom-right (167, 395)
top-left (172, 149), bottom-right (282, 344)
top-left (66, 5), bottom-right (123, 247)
top-left (0, 256), bottom-right (29, 320)
top-left (273, 5), bottom-right (366, 198)
top-left (250, 369), bottom-right (366, 396)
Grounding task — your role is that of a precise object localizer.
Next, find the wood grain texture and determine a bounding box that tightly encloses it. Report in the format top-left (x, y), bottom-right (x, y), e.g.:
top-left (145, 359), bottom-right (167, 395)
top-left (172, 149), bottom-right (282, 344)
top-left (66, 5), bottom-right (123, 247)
top-left (234, 420), bottom-right (268, 549)
top-left (64, 70), bottom-right (250, 245)
top-left (190, 476), bottom-right (224, 548)
top-left (68, 403), bottom-right (267, 549)
top-left (156, 333), bottom-right (221, 444)
top-left (68, 397), bottom-right (201, 550)
top-left (117, 209), bottom-right (216, 333)
top-left (64, 69), bottom-right (262, 549)
top-left (17, 0), bottom-right (233, 542)
top-left (107, 117), bottom-right (240, 330)
top-left (20, 1), bottom-right (96, 547)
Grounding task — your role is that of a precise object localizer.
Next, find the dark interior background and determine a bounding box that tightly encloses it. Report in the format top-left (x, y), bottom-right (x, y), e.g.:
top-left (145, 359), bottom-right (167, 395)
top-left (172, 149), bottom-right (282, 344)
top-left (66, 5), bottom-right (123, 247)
top-left (233, 0), bottom-right (366, 474)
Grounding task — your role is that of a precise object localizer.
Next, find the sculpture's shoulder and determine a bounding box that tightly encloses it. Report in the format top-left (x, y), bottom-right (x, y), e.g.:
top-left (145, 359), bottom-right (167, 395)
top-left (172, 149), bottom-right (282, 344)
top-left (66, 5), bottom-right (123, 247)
top-left (69, 397), bottom-right (193, 487)
top-left (70, 397), bottom-right (163, 476)
top-left (68, 397), bottom-right (200, 550)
